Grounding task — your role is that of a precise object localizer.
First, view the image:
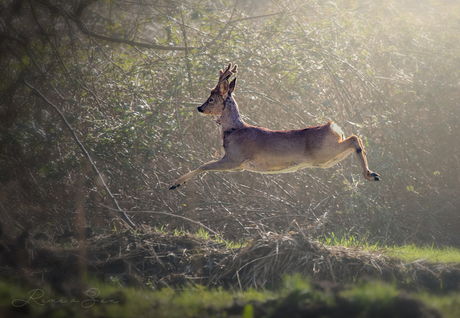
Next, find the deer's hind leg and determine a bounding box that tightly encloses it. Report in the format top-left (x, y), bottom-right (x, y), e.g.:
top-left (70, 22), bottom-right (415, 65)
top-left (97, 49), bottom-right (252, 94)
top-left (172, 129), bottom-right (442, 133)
top-left (321, 134), bottom-right (380, 181)
top-left (169, 155), bottom-right (241, 190)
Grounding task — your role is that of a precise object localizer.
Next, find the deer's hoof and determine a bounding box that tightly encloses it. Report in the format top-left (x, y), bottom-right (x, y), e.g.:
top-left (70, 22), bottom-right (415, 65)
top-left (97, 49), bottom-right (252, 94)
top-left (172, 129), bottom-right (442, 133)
top-left (169, 184), bottom-right (180, 190)
top-left (169, 181), bottom-right (185, 190)
top-left (366, 171), bottom-right (380, 181)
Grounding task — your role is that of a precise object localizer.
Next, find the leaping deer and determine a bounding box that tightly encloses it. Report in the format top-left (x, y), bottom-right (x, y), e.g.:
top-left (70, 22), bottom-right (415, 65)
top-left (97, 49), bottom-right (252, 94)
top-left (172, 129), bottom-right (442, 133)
top-left (169, 63), bottom-right (380, 190)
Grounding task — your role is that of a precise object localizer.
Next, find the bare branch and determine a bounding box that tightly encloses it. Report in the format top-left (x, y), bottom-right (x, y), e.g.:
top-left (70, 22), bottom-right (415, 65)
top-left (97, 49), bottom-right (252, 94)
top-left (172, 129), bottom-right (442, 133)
top-left (33, 0), bottom-right (194, 51)
top-left (71, 18), bottom-right (193, 51)
top-left (23, 80), bottom-right (137, 230)
top-left (227, 12), bottom-right (285, 24)
top-left (69, 0), bottom-right (193, 51)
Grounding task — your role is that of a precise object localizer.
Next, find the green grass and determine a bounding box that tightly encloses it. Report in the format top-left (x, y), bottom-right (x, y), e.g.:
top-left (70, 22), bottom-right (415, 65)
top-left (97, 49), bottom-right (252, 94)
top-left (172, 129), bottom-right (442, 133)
top-left (2, 275), bottom-right (460, 318)
top-left (320, 232), bottom-right (460, 264)
top-left (194, 228), bottom-right (247, 249)
top-left (320, 232), bottom-right (380, 250)
top-left (419, 292), bottom-right (460, 318)
top-left (153, 227), bottom-right (247, 250)
top-left (0, 278), bottom-right (272, 318)
top-left (155, 228), bottom-right (460, 264)
top-left (386, 244), bottom-right (460, 264)
top-left (154, 228), bottom-right (460, 264)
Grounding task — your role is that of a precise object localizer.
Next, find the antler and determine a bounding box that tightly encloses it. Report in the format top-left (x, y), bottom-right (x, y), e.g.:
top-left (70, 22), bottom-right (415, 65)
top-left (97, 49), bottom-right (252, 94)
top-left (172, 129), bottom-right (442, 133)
top-left (218, 62), bottom-right (237, 85)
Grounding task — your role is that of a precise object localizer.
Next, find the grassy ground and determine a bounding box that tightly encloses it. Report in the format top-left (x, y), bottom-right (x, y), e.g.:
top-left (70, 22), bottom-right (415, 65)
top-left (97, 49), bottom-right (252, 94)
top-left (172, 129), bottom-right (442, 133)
top-left (386, 245), bottom-right (460, 264)
top-left (2, 228), bottom-right (460, 317)
top-left (320, 232), bottom-right (460, 263)
top-left (180, 227), bottom-right (460, 265)
top-left (1, 275), bottom-right (459, 318)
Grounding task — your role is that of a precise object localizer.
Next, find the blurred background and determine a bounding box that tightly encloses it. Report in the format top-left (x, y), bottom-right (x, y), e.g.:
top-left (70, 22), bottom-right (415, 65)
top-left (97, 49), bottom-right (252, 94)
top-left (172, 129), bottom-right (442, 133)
top-left (1, 0), bottom-right (459, 246)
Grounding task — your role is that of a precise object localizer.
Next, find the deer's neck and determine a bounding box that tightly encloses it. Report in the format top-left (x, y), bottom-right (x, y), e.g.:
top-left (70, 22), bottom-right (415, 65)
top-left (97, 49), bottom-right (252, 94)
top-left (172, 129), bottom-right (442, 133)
top-left (220, 95), bottom-right (245, 132)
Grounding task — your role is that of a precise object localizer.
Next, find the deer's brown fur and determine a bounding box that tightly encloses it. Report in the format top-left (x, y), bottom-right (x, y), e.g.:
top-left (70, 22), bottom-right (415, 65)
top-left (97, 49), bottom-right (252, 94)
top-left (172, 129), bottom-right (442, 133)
top-left (169, 63), bottom-right (380, 190)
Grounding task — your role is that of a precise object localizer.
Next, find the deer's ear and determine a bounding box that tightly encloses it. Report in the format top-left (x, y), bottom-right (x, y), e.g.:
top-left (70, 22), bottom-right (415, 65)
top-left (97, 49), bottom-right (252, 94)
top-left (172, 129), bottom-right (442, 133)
top-left (229, 78), bottom-right (237, 93)
top-left (219, 79), bottom-right (229, 95)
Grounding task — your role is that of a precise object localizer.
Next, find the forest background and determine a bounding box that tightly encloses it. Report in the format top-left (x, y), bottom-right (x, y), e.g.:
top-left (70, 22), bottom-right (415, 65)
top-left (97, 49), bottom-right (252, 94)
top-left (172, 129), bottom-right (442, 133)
top-left (1, 0), bottom-right (459, 248)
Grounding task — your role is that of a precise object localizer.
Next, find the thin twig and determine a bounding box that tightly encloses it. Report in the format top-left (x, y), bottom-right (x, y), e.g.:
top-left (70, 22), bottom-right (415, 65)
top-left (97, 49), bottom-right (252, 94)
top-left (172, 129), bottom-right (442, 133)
top-left (227, 12), bottom-right (285, 24)
top-left (326, 256), bottom-right (337, 284)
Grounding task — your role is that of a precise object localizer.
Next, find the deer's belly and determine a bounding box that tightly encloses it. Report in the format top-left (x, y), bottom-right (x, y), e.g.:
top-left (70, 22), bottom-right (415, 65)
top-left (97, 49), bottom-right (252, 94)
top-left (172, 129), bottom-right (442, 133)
top-left (241, 160), bottom-right (316, 174)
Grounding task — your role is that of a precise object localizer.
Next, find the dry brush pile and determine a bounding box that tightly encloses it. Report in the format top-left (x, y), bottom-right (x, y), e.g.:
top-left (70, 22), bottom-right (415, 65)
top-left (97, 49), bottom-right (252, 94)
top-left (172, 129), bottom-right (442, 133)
top-left (1, 225), bottom-right (460, 293)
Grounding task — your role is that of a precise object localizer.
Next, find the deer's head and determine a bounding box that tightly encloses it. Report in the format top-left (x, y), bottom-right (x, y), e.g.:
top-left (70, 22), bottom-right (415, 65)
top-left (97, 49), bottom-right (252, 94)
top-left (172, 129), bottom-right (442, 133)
top-left (197, 63), bottom-right (237, 116)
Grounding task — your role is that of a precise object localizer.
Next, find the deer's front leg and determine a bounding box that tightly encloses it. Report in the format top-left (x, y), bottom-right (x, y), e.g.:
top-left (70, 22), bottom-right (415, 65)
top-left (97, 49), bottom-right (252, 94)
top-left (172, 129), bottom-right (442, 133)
top-left (346, 136), bottom-right (381, 182)
top-left (169, 156), bottom-right (240, 190)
